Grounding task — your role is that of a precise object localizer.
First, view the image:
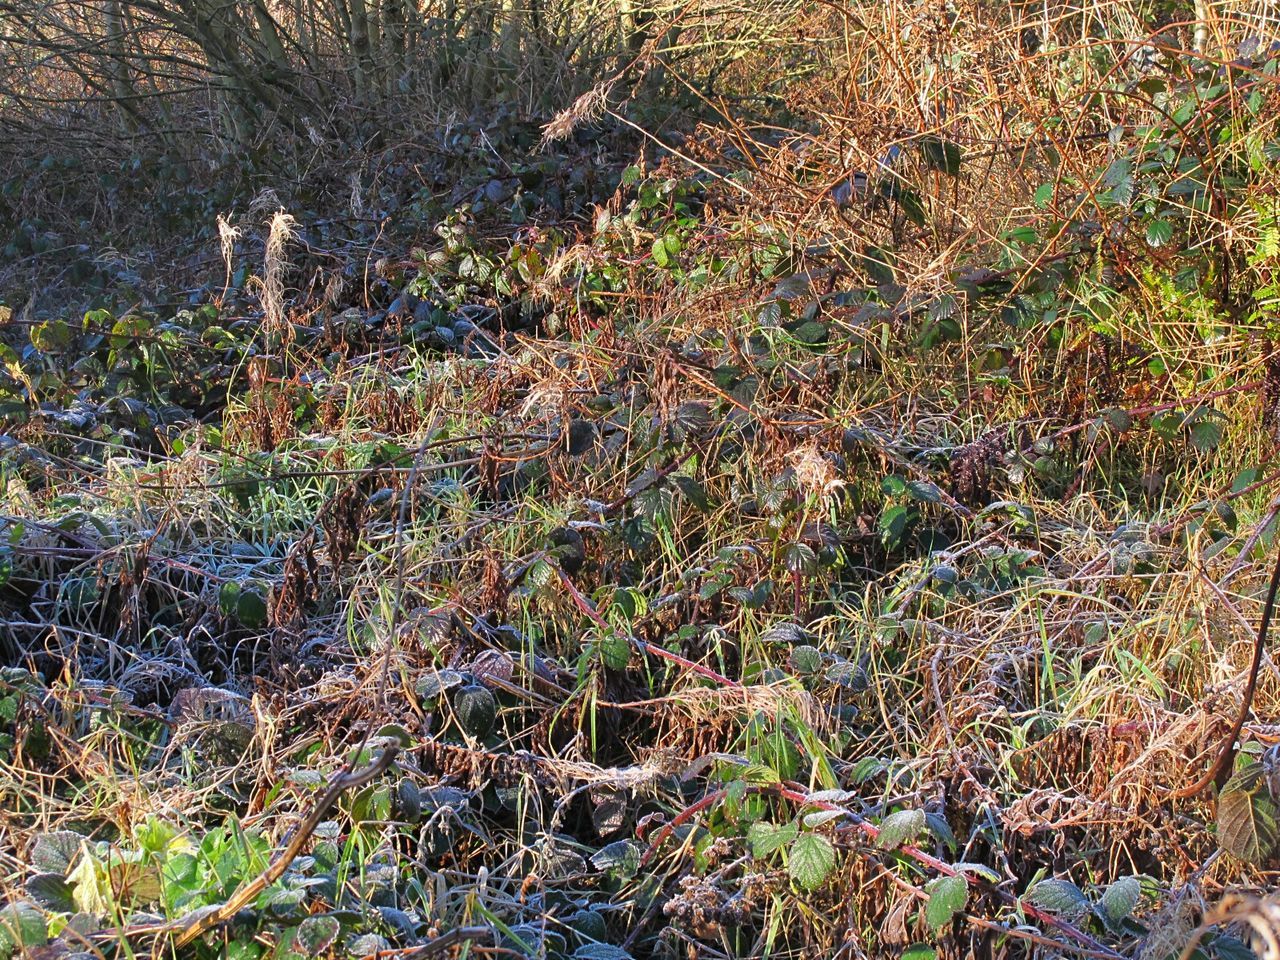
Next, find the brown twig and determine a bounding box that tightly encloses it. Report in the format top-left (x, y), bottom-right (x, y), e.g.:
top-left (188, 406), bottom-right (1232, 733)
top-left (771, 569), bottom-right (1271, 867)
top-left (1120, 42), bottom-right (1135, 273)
top-left (169, 744), bottom-right (399, 947)
top-left (1171, 541), bottom-right (1280, 800)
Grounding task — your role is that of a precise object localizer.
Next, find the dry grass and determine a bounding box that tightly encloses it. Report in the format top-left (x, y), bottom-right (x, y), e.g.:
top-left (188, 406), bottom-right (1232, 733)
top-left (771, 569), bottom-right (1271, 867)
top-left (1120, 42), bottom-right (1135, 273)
top-left (4, 1), bottom-right (1280, 958)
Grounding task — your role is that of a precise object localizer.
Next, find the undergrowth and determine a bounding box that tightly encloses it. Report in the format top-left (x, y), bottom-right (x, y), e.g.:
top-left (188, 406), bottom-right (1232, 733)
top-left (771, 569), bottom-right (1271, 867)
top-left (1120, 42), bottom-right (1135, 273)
top-left (5, 2), bottom-right (1280, 959)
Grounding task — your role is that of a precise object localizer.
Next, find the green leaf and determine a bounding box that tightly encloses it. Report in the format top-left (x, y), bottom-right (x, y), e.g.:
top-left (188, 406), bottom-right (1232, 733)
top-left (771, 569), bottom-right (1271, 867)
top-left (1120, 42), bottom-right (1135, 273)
top-left (67, 851), bottom-right (112, 916)
top-left (1005, 226), bottom-right (1038, 246)
top-left (30, 319), bottom-right (73, 353)
top-left (924, 875), bottom-right (968, 933)
top-left (953, 862), bottom-right (1001, 883)
top-left (295, 915), bottom-right (341, 955)
top-left (859, 245), bottom-right (897, 285)
top-left (924, 813), bottom-right (956, 852)
top-left (879, 505), bottom-right (913, 548)
top-left (415, 669), bottom-right (464, 701)
top-left (1189, 417), bottom-right (1225, 452)
top-left (599, 631), bottom-right (631, 671)
top-left (453, 684), bottom-right (497, 738)
top-left (748, 820), bottom-right (799, 858)
top-left (920, 136), bottom-right (963, 175)
top-left (1033, 183), bottom-right (1055, 209)
top-left (1219, 763), bottom-right (1280, 865)
top-left (880, 474), bottom-right (907, 496)
top-left (896, 188), bottom-right (927, 226)
top-left (789, 645), bottom-right (822, 675)
top-left (1102, 408), bottom-right (1132, 432)
top-left (742, 763), bottom-right (782, 785)
top-left (1024, 878), bottom-right (1090, 918)
top-left (651, 236), bottom-right (670, 268)
top-left (590, 840), bottom-right (640, 879)
top-left (1146, 219), bottom-right (1174, 247)
top-left (574, 945), bottom-right (634, 960)
top-left (783, 542), bottom-right (818, 574)
top-left (906, 480), bottom-right (942, 503)
top-left (672, 475), bottom-right (711, 511)
top-left (1208, 932), bottom-right (1260, 960)
top-left (1097, 876), bottom-right (1141, 925)
top-left (788, 833), bottom-right (836, 890)
top-left (0, 903), bottom-right (47, 955)
top-left (30, 831), bottom-right (82, 875)
top-left (902, 945), bottom-right (937, 960)
top-left (794, 320), bottom-right (829, 346)
top-left (651, 234), bottom-right (680, 269)
top-left (25, 874), bottom-right (74, 913)
top-left (877, 808), bottom-right (926, 850)
top-left (802, 809), bottom-right (846, 829)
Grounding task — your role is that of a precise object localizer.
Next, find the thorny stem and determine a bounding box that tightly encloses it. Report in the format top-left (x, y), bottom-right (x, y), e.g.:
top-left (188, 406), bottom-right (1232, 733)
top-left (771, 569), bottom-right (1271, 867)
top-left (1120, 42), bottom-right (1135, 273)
top-left (554, 562), bottom-right (739, 688)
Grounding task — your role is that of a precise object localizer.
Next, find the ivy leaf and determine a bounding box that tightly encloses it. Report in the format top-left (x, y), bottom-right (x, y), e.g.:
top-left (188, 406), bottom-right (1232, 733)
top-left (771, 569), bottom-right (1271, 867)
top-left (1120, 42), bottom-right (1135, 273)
top-left (1023, 878), bottom-right (1090, 918)
top-left (876, 808), bottom-right (926, 850)
top-left (788, 834), bottom-right (837, 890)
top-left (924, 875), bottom-right (968, 933)
top-left (902, 945), bottom-right (936, 960)
top-left (1219, 763), bottom-right (1280, 865)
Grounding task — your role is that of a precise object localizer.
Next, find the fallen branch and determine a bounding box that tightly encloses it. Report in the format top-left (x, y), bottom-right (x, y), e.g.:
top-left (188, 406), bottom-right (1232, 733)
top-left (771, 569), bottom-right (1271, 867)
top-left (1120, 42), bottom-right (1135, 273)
top-left (171, 744), bottom-right (399, 947)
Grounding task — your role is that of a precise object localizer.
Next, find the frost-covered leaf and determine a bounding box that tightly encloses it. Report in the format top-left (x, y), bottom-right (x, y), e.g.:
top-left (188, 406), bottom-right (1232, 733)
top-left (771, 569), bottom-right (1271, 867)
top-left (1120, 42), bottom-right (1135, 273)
top-left (25, 873), bottom-right (73, 912)
top-left (788, 834), bottom-right (836, 890)
top-left (1097, 876), bottom-right (1141, 926)
top-left (0, 903), bottom-right (47, 954)
top-left (748, 820), bottom-right (798, 858)
top-left (802, 809), bottom-right (846, 829)
top-left (789, 645), bottom-right (822, 674)
top-left (1219, 764), bottom-right (1280, 865)
top-left (1024, 878), bottom-right (1090, 918)
top-left (30, 831), bottom-right (82, 875)
top-left (574, 945), bottom-right (634, 960)
top-left (590, 840), bottom-right (640, 879)
top-left (876, 809), bottom-right (926, 850)
top-left (453, 684), bottom-right (496, 738)
top-left (924, 875), bottom-right (968, 932)
top-left (953, 862), bottom-right (1001, 883)
top-left (296, 915), bottom-right (341, 955)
